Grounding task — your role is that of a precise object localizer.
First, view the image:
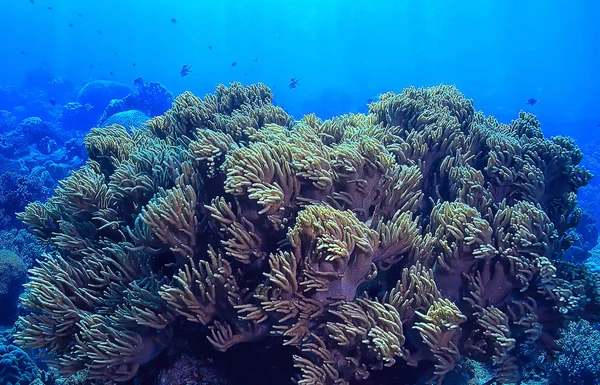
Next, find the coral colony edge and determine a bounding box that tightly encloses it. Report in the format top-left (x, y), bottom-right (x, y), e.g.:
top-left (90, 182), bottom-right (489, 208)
top-left (13, 82), bottom-right (600, 385)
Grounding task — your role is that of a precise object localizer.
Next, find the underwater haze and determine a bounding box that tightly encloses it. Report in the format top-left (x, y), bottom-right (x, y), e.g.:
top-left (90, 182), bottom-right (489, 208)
top-left (1, 1), bottom-right (600, 385)
top-left (2, 0), bottom-right (600, 133)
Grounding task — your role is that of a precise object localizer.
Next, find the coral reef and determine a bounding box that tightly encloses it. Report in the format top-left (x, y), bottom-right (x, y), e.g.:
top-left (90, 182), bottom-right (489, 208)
top-left (577, 138), bottom-right (600, 221)
top-left (0, 85), bottom-right (24, 111)
top-left (48, 77), bottom-right (77, 104)
top-left (0, 109), bottom-right (17, 132)
top-left (63, 138), bottom-right (87, 161)
top-left (18, 117), bottom-right (64, 148)
top-left (10, 95), bottom-right (60, 124)
top-left (0, 344), bottom-right (42, 385)
top-left (100, 110), bottom-right (150, 129)
top-left (154, 354), bottom-right (230, 385)
top-left (0, 111), bottom-right (86, 202)
top-left (548, 319), bottom-right (600, 385)
top-left (60, 102), bottom-right (99, 132)
top-left (578, 211), bottom-right (599, 251)
top-left (77, 80), bottom-right (133, 112)
top-left (15, 83), bottom-right (598, 384)
top-left (0, 228), bottom-right (45, 267)
top-left (0, 250), bottom-right (27, 325)
top-left (0, 117), bottom-right (60, 158)
top-left (0, 172), bottom-right (50, 228)
top-left (99, 78), bottom-right (173, 124)
top-left (563, 210), bottom-right (598, 263)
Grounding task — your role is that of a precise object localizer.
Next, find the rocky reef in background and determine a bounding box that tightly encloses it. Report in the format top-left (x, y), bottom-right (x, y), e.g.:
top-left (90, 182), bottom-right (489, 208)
top-left (0, 75), bottom-right (173, 234)
top-left (13, 82), bottom-right (600, 385)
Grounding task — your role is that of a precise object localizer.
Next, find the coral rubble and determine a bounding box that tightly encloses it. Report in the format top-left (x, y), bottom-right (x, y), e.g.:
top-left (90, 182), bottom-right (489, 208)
top-left (15, 82), bottom-right (599, 384)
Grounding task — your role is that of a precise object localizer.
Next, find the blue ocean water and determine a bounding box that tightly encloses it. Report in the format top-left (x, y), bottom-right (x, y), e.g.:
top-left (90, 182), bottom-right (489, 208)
top-left (2, 1), bottom-right (599, 130)
top-left (0, 1), bottom-right (599, 384)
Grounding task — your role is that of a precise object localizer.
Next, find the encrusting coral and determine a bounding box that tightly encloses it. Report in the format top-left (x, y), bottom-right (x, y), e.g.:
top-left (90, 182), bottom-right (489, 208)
top-left (15, 82), bottom-right (599, 384)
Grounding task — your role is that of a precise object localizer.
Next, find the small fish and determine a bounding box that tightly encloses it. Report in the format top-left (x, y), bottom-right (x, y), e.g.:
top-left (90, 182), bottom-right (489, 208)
top-left (97, 30), bottom-right (102, 35)
top-left (114, 51), bottom-right (118, 56)
top-left (109, 71), bottom-right (114, 75)
top-left (231, 62), bottom-right (237, 67)
top-left (47, 6), bottom-right (52, 10)
top-left (525, 98), bottom-right (539, 105)
top-left (132, 63), bottom-right (136, 67)
top-left (289, 78), bottom-right (300, 89)
top-left (89, 64), bottom-right (94, 69)
top-left (208, 45), bottom-right (212, 50)
top-left (84, 103), bottom-right (93, 111)
top-left (20, 50), bottom-right (26, 55)
top-left (29, 0), bottom-right (34, 4)
top-left (170, 18), bottom-right (177, 23)
top-left (254, 58), bottom-right (258, 62)
top-left (180, 64), bottom-right (192, 77)
top-left (596, 123), bottom-right (600, 127)
top-left (49, 99), bottom-right (56, 106)
top-left (245, 72), bottom-right (248, 76)
top-left (78, 13), bottom-right (83, 17)
top-left (68, 23), bottom-right (73, 27)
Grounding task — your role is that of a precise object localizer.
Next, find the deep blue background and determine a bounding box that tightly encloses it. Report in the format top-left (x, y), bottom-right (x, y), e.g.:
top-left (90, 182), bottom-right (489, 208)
top-left (1, 0), bottom-right (599, 137)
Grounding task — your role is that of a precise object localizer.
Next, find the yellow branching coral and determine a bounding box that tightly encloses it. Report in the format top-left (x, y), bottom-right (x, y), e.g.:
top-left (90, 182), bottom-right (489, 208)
top-left (297, 113), bottom-right (337, 140)
top-left (205, 196), bottom-right (265, 264)
top-left (15, 250), bottom-right (171, 381)
top-left (429, 201), bottom-right (497, 270)
top-left (16, 254), bottom-right (91, 351)
top-left (73, 313), bottom-right (172, 381)
top-left (369, 85), bottom-right (475, 132)
top-left (159, 246), bottom-right (242, 326)
top-left (294, 338), bottom-right (346, 385)
top-left (505, 297), bottom-right (542, 342)
top-left (140, 184), bottom-right (198, 260)
top-left (493, 200), bottom-right (556, 290)
top-left (225, 140), bottom-right (298, 216)
top-left (379, 164), bottom-right (424, 217)
top-left (15, 200), bottom-right (61, 239)
top-left (292, 298), bottom-right (406, 385)
top-left (208, 103), bottom-right (290, 141)
top-left (188, 128), bottom-right (237, 178)
top-left (326, 298), bottom-right (405, 367)
top-left (470, 307), bottom-right (519, 383)
top-left (413, 298), bottom-right (467, 382)
top-left (109, 278), bottom-right (176, 330)
top-left (448, 163), bottom-right (495, 219)
top-left (288, 205), bottom-right (379, 300)
top-left (370, 90), bottom-right (473, 203)
top-left (146, 90), bottom-right (211, 141)
top-left (53, 165), bottom-right (110, 216)
top-left (236, 250), bottom-right (322, 346)
top-left (16, 82), bottom-right (594, 385)
top-left (328, 137), bottom-right (396, 221)
top-left (385, 262), bottom-right (440, 323)
top-left (108, 140), bottom-right (185, 219)
top-left (84, 124), bottom-right (136, 175)
top-left (375, 210), bottom-right (422, 269)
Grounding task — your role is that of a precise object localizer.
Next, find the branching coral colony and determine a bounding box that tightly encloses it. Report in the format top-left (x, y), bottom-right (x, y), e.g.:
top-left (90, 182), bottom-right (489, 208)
top-left (15, 83), bottom-right (600, 384)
